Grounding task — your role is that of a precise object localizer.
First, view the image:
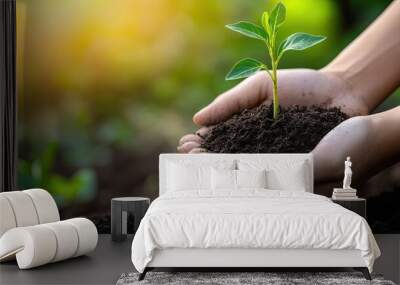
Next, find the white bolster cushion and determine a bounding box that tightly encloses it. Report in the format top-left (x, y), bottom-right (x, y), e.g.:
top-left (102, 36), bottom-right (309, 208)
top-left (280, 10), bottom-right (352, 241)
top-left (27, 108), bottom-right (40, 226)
top-left (0, 218), bottom-right (98, 269)
top-left (0, 226), bottom-right (57, 268)
top-left (0, 195), bottom-right (17, 237)
top-left (1, 191), bottom-right (39, 227)
top-left (42, 221), bottom-right (79, 262)
top-left (23, 189), bottom-right (60, 224)
top-left (0, 189), bottom-right (60, 237)
top-left (65, 218), bottom-right (98, 257)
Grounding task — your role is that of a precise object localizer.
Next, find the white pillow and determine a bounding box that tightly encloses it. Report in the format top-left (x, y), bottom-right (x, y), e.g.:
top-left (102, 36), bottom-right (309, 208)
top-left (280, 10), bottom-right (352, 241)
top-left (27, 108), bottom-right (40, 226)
top-left (238, 159), bottom-right (309, 192)
top-left (268, 163), bottom-right (307, 191)
top-left (167, 162), bottom-right (209, 191)
top-left (167, 160), bottom-right (235, 191)
top-left (236, 169), bottom-right (267, 189)
top-left (211, 169), bottom-right (267, 191)
top-left (211, 168), bottom-right (236, 190)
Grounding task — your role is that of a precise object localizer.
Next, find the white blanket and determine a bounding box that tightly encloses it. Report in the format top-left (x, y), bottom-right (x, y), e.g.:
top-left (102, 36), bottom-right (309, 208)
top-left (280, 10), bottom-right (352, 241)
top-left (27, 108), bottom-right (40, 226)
top-left (131, 190), bottom-right (380, 272)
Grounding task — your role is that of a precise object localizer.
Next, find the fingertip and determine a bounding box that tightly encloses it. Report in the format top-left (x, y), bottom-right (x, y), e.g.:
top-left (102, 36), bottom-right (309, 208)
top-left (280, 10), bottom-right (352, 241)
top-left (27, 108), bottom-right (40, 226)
top-left (195, 127), bottom-right (210, 138)
top-left (194, 106), bottom-right (221, 126)
top-left (179, 133), bottom-right (202, 146)
top-left (193, 111), bottom-right (205, 126)
top-left (189, 148), bottom-right (208, 154)
top-left (179, 141), bottom-right (201, 153)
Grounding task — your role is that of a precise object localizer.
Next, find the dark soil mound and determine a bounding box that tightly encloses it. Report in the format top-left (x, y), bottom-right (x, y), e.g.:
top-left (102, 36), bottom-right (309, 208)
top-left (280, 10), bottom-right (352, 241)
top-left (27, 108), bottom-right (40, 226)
top-left (201, 105), bottom-right (348, 153)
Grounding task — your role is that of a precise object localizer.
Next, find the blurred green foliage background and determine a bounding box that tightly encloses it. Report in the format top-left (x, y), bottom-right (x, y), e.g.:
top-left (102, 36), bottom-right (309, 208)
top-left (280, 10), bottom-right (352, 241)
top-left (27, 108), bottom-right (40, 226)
top-left (16, 0), bottom-right (399, 216)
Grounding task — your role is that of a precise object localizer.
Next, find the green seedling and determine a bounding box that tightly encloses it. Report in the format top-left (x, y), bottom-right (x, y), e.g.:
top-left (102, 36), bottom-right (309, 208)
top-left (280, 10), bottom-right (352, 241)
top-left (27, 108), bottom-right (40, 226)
top-left (225, 2), bottom-right (326, 120)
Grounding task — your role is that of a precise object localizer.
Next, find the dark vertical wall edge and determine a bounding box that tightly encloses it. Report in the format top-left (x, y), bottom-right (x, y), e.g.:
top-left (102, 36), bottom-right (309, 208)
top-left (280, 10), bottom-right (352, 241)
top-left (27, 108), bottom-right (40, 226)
top-left (0, 0), bottom-right (17, 192)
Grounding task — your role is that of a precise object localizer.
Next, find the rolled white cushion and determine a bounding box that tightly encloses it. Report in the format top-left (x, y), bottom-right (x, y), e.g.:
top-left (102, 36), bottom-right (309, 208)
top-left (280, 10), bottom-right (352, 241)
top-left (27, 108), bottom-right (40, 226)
top-left (0, 195), bottom-right (17, 237)
top-left (0, 189), bottom-right (59, 238)
top-left (65, 218), bottom-right (98, 257)
top-left (1, 191), bottom-right (39, 227)
top-left (0, 226), bottom-right (57, 269)
top-left (42, 221), bottom-right (79, 262)
top-left (0, 218), bottom-right (97, 269)
top-left (23, 189), bottom-right (60, 223)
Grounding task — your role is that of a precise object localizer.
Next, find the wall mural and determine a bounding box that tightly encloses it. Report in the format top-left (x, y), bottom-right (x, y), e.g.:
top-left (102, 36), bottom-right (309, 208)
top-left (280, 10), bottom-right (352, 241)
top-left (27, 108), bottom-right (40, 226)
top-left (17, 0), bottom-right (399, 233)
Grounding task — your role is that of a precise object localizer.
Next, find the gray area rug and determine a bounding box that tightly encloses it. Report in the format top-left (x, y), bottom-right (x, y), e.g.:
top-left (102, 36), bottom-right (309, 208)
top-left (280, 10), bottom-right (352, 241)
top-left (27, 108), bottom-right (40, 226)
top-left (116, 272), bottom-right (396, 285)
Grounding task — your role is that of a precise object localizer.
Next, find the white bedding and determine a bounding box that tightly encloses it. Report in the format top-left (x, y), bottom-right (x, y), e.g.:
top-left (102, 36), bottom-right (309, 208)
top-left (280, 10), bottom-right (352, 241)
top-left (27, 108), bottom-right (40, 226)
top-left (131, 190), bottom-right (380, 273)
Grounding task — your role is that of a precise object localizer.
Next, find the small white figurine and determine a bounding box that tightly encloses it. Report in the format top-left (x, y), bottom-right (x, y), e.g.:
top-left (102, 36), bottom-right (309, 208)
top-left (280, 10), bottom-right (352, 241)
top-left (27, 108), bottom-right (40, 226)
top-left (343, 156), bottom-right (353, 189)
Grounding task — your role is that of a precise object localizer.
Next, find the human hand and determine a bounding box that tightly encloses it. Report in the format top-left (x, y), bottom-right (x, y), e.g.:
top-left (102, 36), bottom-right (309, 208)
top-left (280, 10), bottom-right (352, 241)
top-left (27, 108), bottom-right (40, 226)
top-left (178, 68), bottom-right (369, 153)
top-left (313, 106), bottom-right (400, 196)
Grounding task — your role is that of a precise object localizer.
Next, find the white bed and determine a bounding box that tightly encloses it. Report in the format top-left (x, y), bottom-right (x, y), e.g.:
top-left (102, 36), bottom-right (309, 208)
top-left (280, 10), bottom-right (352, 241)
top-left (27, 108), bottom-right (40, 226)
top-left (131, 154), bottom-right (380, 280)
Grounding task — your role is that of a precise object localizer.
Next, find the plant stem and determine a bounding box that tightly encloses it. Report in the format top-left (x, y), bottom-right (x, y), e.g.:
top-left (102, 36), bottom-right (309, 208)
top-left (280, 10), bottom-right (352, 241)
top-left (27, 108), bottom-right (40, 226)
top-left (268, 32), bottom-right (279, 120)
top-left (272, 65), bottom-right (279, 120)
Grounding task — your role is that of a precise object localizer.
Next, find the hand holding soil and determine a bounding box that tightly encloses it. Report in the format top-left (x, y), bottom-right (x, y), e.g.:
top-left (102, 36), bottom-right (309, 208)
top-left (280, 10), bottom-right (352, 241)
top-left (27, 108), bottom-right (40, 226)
top-left (178, 0), bottom-right (400, 194)
top-left (178, 68), bottom-right (365, 154)
top-left (313, 107), bottom-right (400, 189)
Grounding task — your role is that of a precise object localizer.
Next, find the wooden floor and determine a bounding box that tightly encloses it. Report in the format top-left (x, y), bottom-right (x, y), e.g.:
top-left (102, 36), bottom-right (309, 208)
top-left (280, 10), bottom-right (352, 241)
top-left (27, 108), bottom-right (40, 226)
top-left (0, 234), bottom-right (398, 284)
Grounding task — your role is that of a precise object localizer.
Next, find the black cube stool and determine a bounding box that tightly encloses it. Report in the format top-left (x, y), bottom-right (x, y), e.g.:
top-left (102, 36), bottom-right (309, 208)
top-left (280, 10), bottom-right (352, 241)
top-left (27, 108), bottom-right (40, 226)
top-left (111, 197), bottom-right (150, 242)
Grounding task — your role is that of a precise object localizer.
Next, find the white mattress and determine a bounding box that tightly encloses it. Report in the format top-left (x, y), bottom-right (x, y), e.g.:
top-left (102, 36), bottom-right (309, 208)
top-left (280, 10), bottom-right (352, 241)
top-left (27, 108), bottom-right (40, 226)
top-left (131, 190), bottom-right (380, 273)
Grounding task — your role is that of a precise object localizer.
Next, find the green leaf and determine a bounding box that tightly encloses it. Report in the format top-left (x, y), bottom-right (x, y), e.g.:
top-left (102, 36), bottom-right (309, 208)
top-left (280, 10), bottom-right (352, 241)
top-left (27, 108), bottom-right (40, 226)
top-left (226, 58), bottom-right (265, 80)
top-left (226, 21), bottom-right (267, 41)
top-left (261, 12), bottom-right (270, 32)
top-left (278, 32), bottom-right (326, 55)
top-left (269, 2), bottom-right (286, 30)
